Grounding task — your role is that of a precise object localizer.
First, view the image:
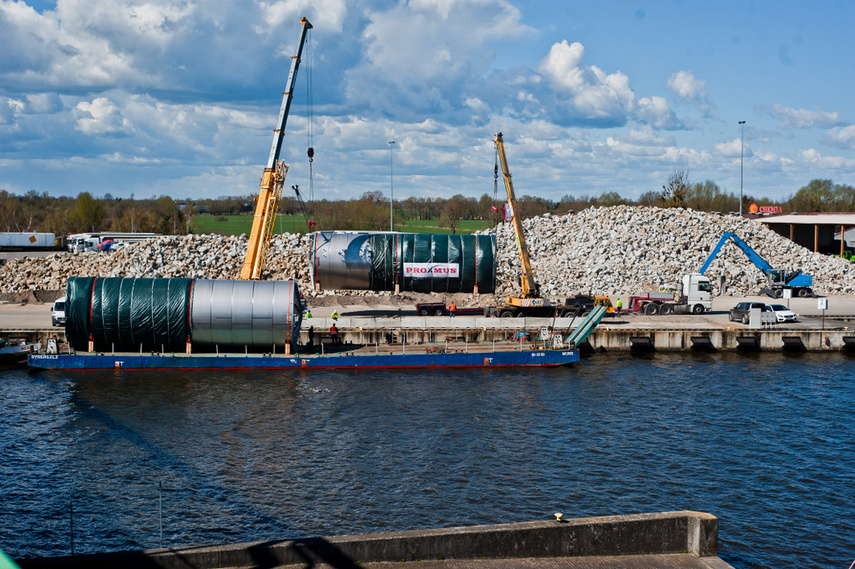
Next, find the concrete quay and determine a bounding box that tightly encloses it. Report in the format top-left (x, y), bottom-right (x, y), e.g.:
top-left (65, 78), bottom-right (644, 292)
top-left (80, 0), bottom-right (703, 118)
top-left (3, 295), bottom-right (854, 354)
top-left (16, 510), bottom-right (733, 569)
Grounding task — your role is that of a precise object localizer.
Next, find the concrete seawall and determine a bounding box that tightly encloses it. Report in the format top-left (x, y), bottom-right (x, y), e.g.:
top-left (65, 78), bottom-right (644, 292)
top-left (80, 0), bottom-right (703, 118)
top-left (17, 511), bottom-right (729, 569)
top-left (303, 315), bottom-right (852, 353)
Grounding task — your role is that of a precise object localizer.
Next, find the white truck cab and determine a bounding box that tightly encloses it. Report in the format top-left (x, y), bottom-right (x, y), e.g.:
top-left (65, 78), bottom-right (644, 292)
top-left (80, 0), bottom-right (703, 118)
top-left (682, 273), bottom-right (713, 313)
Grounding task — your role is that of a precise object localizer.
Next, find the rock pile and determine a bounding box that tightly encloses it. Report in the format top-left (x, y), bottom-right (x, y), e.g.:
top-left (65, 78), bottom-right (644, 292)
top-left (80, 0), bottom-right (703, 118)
top-left (1, 206), bottom-right (853, 300)
top-left (485, 205), bottom-right (855, 297)
top-left (0, 233), bottom-right (315, 295)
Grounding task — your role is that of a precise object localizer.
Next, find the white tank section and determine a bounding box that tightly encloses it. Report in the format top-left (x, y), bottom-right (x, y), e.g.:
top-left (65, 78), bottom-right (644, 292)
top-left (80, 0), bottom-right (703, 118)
top-left (190, 279), bottom-right (302, 349)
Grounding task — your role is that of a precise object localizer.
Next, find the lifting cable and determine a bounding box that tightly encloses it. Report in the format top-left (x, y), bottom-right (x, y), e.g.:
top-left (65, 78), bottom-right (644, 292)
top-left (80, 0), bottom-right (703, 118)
top-left (493, 145), bottom-right (499, 229)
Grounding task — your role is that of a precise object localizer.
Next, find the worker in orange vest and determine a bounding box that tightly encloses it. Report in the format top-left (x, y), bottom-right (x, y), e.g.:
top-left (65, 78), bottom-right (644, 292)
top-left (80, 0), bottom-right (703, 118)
top-left (449, 302), bottom-right (456, 318)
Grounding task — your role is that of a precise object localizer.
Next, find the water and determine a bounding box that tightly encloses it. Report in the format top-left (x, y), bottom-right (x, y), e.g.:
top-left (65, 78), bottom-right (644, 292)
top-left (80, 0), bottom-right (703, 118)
top-left (1, 353), bottom-right (853, 569)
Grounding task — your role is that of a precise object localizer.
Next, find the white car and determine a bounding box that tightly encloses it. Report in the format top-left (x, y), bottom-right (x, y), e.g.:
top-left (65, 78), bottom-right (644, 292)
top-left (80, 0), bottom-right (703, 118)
top-left (768, 304), bottom-right (798, 323)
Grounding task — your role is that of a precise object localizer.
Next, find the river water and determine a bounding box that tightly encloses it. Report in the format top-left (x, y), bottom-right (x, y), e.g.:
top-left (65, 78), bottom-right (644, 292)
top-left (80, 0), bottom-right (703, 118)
top-left (1, 352), bottom-right (853, 569)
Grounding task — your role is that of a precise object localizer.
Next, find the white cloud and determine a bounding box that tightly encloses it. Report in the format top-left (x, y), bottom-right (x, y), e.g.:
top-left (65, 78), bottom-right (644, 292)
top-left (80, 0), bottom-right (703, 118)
top-left (760, 104), bottom-right (845, 129)
top-left (714, 138), bottom-right (752, 159)
top-left (537, 40), bottom-right (635, 124)
top-left (666, 70), bottom-right (712, 113)
top-left (825, 125), bottom-right (855, 150)
top-left (73, 97), bottom-right (132, 136)
top-left (635, 96), bottom-right (680, 130)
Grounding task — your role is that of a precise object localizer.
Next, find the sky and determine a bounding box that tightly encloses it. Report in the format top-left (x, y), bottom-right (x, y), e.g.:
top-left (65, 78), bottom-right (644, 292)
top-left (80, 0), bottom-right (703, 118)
top-left (1, 0), bottom-right (854, 205)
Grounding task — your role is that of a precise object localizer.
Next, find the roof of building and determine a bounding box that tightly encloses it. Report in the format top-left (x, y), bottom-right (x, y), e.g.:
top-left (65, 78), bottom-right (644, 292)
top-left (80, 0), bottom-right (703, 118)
top-left (756, 213), bottom-right (855, 225)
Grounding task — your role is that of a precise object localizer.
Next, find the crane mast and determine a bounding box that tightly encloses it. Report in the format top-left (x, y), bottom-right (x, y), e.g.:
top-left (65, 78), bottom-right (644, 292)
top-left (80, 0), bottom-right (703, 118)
top-left (494, 133), bottom-right (538, 299)
top-left (240, 17), bottom-right (312, 280)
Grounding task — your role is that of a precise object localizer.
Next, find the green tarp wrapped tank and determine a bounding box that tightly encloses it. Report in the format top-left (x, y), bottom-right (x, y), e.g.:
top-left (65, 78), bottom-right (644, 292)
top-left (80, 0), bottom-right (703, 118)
top-left (368, 234), bottom-right (496, 293)
top-left (65, 276), bottom-right (193, 352)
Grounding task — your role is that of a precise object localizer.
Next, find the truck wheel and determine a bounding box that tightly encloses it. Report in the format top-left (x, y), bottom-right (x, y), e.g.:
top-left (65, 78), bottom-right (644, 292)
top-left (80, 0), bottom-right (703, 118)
top-left (419, 308), bottom-right (430, 316)
top-left (644, 303), bottom-right (659, 315)
top-left (692, 304), bottom-right (704, 314)
top-left (775, 289), bottom-right (783, 298)
top-left (434, 309), bottom-right (445, 316)
top-left (499, 311), bottom-right (514, 318)
top-left (742, 314), bottom-right (749, 324)
top-left (660, 304), bottom-right (673, 315)
top-left (798, 288), bottom-right (810, 298)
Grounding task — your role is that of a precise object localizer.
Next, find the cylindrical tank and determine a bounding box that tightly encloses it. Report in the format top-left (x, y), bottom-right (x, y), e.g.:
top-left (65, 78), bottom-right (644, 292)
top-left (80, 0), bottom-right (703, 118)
top-left (310, 232), bottom-right (497, 293)
top-left (65, 276), bottom-right (303, 353)
top-left (190, 279), bottom-right (301, 349)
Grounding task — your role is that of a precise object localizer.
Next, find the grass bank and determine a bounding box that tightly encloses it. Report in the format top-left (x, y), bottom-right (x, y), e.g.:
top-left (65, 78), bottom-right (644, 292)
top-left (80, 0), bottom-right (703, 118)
top-left (193, 214), bottom-right (493, 236)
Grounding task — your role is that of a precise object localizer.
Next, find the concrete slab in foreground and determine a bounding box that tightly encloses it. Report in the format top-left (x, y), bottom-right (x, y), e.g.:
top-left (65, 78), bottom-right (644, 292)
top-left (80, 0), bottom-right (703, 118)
top-left (17, 511), bottom-right (735, 569)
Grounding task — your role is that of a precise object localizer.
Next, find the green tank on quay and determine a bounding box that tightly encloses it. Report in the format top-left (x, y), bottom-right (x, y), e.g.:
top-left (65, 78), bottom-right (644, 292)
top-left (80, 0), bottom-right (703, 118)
top-left (65, 276), bottom-right (303, 353)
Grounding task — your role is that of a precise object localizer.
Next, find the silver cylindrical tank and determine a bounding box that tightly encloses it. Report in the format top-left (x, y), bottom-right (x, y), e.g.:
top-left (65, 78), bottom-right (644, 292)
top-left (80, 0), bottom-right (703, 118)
top-left (310, 231), bottom-right (374, 290)
top-left (190, 279), bottom-right (302, 349)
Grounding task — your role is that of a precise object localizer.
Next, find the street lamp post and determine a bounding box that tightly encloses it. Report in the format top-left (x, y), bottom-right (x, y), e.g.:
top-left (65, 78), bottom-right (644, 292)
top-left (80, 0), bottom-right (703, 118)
top-left (739, 120), bottom-right (745, 216)
top-left (389, 140), bottom-right (396, 231)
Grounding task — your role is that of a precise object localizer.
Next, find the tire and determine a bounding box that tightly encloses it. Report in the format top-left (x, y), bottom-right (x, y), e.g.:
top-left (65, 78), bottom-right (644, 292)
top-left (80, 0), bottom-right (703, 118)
top-left (644, 303), bottom-right (659, 315)
top-left (798, 288), bottom-right (810, 298)
top-left (692, 304), bottom-right (704, 314)
top-left (774, 289), bottom-right (783, 298)
top-left (434, 309), bottom-right (445, 316)
top-left (742, 314), bottom-right (749, 324)
top-left (419, 308), bottom-right (430, 316)
top-left (660, 304), bottom-right (673, 315)
top-left (499, 311), bottom-right (514, 318)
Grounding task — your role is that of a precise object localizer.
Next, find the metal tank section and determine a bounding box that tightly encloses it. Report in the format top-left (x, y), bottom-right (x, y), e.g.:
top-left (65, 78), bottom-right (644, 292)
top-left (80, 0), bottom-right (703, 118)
top-left (310, 232), bottom-right (497, 293)
top-left (190, 279), bottom-right (302, 351)
top-left (65, 276), bottom-right (303, 353)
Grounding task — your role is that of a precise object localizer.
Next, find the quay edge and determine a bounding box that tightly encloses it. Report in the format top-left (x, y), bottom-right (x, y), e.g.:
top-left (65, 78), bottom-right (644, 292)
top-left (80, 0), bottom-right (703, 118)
top-left (15, 510), bottom-right (732, 569)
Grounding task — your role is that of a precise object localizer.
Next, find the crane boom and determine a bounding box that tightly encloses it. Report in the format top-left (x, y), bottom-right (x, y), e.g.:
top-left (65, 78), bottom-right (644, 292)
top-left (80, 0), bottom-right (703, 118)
top-left (494, 132), bottom-right (538, 298)
top-left (240, 17), bottom-right (312, 280)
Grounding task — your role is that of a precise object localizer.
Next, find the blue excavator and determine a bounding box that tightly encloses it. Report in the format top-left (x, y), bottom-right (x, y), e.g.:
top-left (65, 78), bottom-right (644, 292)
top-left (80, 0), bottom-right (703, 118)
top-left (700, 232), bottom-right (814, 298)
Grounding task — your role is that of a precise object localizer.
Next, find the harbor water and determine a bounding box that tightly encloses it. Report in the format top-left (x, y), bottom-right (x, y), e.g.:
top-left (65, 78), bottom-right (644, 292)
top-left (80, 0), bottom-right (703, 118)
top-left (1, 352), bottom-right (853, 569)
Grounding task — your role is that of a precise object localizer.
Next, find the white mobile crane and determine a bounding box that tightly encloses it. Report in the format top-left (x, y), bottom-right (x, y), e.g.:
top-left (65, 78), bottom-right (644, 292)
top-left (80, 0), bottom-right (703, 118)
top-left (240, 17), bottom-right (312, 280)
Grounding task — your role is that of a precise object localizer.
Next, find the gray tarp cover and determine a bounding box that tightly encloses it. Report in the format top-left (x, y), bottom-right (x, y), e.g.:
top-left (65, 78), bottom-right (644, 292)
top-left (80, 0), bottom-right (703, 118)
top-left (368, 234), bottom-right (496, 293)
top-left (66, 276), bottom-right (192, 352)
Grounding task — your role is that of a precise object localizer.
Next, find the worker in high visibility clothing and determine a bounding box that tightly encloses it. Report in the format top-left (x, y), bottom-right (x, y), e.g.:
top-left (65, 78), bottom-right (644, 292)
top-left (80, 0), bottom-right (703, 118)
top-left (449, 302), bottom-right (457, 318)
top-left (616, 298), bottom-right (623, 316)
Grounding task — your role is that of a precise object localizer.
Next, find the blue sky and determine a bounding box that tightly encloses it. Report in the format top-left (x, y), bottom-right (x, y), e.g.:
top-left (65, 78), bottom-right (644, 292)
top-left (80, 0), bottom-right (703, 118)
top-left (1, 0), bottom-right (854, 204)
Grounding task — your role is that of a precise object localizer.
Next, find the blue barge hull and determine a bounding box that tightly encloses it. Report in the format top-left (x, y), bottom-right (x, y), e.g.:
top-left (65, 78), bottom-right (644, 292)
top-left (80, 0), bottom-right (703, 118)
top-left (28, 349), bottom-right (579, 371)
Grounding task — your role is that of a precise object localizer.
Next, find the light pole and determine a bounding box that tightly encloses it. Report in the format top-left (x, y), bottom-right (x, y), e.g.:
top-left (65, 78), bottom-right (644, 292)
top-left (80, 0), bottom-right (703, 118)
top-left (739, 120), bottom-right (745, 216)
top-left (388, 140), bottom-right (396, 231)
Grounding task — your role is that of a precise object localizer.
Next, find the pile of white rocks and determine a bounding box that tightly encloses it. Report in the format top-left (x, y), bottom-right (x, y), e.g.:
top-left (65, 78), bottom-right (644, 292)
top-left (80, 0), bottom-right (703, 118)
top-left (485, 205), bottom-right (855, 297)
top-left (1, 205), bottom-right (853, 298)
top-left (0, 233), bottom-right (315, 294)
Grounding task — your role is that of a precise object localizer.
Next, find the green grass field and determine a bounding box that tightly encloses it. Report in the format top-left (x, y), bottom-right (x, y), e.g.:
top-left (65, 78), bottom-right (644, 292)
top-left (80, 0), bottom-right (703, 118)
top-left (193, 214), bottom-right (493, 236)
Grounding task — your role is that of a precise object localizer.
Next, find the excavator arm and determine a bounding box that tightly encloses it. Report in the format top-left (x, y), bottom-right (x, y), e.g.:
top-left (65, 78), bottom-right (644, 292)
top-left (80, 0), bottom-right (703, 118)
top-left (240, 17), bottom-right (312, 280)
top-left (700, 232), bottom-right (773, 275)
top-left (494, 133), bottom-right (539, 299)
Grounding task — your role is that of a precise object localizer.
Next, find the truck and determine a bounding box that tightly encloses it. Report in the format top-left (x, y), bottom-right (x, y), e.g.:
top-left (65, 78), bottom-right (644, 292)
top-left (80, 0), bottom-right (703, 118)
top-left (628, 273), bottom-right (713, 315)
top-left (67, 232), bottom-right (160, 253)
top-left (0, 232), bottom-right (57, 251)
top-left (415, 302), bottom-right (486, 316)
top-left (700, 232), bottom-right (814, 298)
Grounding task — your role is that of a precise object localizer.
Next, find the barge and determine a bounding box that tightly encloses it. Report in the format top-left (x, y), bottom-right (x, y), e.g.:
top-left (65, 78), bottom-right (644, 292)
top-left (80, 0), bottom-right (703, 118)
top-left (28, 348), bottom-right (579, 371)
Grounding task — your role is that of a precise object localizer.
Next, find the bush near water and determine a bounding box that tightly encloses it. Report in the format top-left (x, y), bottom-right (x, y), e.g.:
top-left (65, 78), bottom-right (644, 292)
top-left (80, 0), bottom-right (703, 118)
top-left (1, 206), bottom-right (854, 301)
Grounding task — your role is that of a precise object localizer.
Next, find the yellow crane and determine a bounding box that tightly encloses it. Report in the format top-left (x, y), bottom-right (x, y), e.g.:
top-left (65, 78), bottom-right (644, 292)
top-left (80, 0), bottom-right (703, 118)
top-left (494, 132), bottom-right (542, 302)
top-left (240, 17), bottom-right (312, 280)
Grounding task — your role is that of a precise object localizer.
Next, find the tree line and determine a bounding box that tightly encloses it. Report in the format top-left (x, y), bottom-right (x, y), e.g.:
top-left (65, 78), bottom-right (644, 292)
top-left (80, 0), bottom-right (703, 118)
top-left (2, 175), bottom-right (853, 236)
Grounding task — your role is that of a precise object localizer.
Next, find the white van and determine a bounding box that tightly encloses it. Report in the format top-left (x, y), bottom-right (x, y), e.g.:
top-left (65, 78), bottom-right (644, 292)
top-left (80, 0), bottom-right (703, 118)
top-left (51, 296), bottom-right (66, 327)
